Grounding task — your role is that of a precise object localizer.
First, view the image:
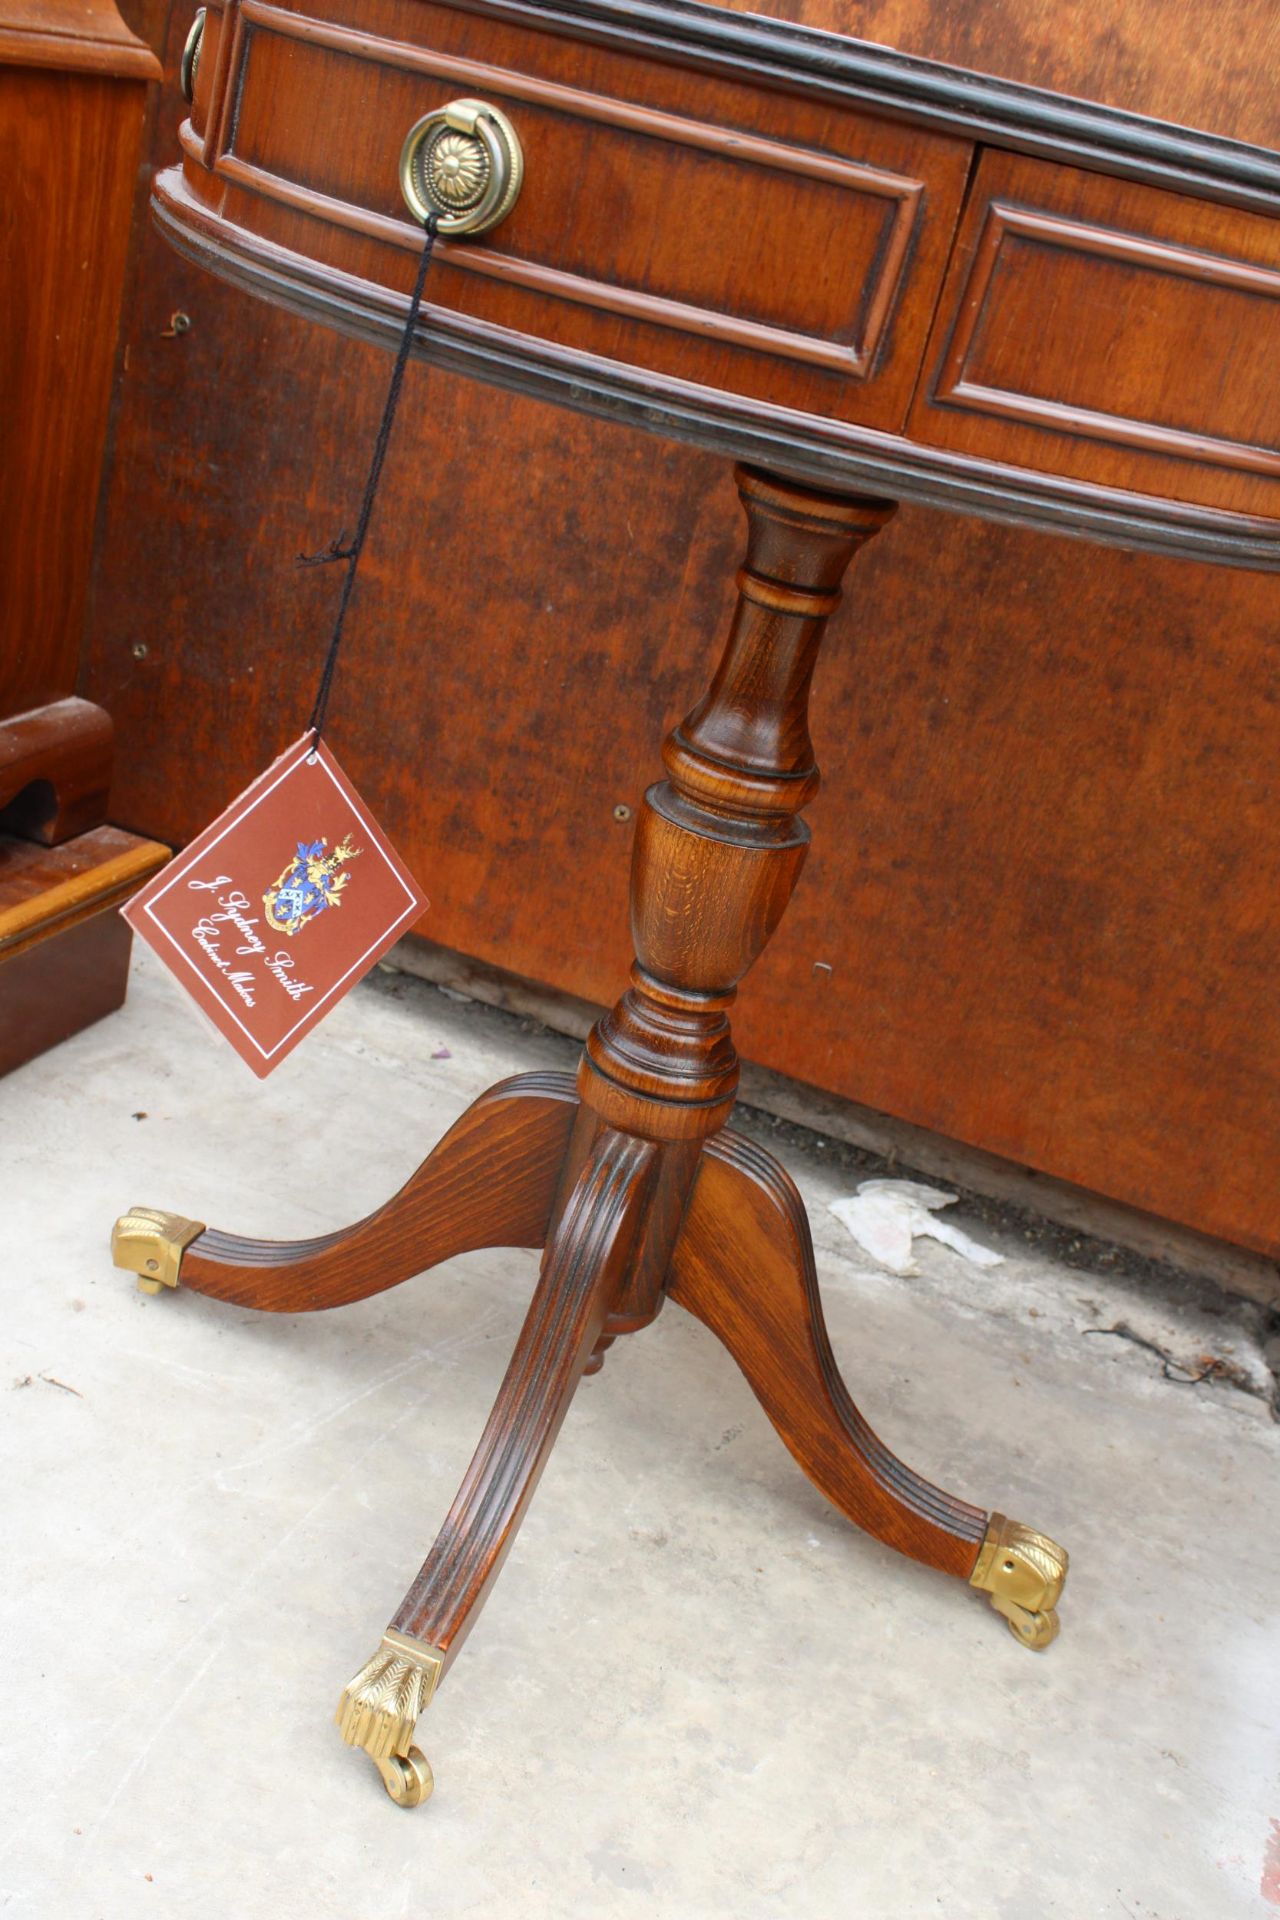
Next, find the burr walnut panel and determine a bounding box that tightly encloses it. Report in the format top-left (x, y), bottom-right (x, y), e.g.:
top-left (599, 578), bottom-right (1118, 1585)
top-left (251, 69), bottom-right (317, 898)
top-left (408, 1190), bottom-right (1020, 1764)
top-left (912, 151), bottom-right (1280, 515)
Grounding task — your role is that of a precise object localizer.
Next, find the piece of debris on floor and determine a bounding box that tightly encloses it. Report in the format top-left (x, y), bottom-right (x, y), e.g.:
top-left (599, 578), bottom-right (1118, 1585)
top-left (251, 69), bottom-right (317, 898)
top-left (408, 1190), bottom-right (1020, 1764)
top-left (830, 1179), bottom-right (1004, 1276)
top-left (1083, 1320), bottom-right (1255, 1392)
top-left (40, 1372), bottom-right (83, 1396)
top-left (11, 1372), bottom-right (83, 1397)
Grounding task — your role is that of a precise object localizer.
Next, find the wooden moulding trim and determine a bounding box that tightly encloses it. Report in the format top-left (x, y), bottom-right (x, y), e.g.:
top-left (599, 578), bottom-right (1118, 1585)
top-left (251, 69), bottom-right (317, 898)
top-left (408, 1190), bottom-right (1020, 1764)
top-left (0, 841), bottom-right (169, 958)
top-left (934, 204), bottom-right (1280, 478)
top-left (226, 2), bottom-right (926, 377)
top-left (448, 0), bottom-right (1280, 217)
top-left (201, 0), bottom-right (241, 168)
top-left (0, 22), bottom-right (160, 81)
top-left (150, 168), bottom-right (1280, 571)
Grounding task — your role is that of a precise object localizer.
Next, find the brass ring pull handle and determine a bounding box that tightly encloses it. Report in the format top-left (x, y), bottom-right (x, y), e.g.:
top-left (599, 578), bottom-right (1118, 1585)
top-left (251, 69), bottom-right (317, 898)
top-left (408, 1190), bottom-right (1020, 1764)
top-left (398, 99), bottom-right (524, 237)
top-left (180, 7), bottom-right (205, 103)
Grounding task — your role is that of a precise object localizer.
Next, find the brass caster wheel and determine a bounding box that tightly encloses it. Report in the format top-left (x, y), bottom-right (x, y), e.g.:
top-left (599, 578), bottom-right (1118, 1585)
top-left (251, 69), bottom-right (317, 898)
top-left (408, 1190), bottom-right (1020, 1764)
top-left (970, 1512), bottom-right (1067, 1652)
top-left (1002, 1603), bottom-right (1060, 1651)
top-left (336, 1629), bottom-right (444, 1807)
top-left (375, 1748), bottom-right (434, 1807)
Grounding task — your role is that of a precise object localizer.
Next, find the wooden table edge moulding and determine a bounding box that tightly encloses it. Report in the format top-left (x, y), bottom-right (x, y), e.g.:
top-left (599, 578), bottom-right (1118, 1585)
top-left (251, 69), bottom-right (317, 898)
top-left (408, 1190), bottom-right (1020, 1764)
top-left (111, 0), bottom-right (1280, 1805)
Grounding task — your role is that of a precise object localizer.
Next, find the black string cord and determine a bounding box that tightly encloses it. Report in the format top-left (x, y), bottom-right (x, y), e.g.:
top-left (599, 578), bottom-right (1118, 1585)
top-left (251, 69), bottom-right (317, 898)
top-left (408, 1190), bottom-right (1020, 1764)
top-left (301, 211), bottom-right (441, 742)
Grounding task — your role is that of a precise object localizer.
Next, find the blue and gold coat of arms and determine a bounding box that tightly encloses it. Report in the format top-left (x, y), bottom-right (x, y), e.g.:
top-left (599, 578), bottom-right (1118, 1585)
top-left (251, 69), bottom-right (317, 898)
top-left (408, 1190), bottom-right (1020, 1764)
top-left (263, 835), bottom-right (362, 937)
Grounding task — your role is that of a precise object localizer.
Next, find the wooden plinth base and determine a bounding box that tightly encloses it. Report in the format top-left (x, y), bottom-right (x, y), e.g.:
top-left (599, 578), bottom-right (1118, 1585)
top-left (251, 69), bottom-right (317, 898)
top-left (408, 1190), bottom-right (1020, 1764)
top-left (111, 467), bottom-right (1068, 1800)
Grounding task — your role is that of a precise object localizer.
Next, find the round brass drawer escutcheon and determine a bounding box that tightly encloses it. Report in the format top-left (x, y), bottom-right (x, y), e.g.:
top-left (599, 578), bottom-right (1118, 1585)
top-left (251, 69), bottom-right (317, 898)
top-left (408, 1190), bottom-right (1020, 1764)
top-left (180, 7), bottom-right (205, 103)
top-left (399, 99), bottom-right (524, 237)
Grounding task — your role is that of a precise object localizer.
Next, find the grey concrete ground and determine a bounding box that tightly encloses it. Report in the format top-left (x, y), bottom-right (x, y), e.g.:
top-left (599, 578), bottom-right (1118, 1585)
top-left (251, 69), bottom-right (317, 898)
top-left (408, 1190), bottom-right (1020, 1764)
top-left (3, 947), bottom-right (1278, 1920)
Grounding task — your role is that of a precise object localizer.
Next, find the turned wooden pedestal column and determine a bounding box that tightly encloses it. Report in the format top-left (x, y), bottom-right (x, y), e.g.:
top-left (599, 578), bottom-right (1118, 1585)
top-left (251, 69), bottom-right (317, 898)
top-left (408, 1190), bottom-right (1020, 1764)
top-left (113, 467), bottom-right (1067, 1808)
top-left (555, 472), bottom-right (897, 1351)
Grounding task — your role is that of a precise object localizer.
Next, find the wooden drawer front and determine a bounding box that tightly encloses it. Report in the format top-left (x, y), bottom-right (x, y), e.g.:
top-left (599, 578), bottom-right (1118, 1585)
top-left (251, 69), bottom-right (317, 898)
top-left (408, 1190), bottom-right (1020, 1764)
top-left (910, 151), bottom-right (1280, 515)
top-left (195, 0), bottom-right (971, 430)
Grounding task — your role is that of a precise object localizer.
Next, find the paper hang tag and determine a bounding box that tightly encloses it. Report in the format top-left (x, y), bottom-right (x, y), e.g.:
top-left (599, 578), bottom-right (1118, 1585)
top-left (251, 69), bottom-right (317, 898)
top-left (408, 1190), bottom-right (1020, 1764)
top-left (123, 733), bottom-right (428, 1078)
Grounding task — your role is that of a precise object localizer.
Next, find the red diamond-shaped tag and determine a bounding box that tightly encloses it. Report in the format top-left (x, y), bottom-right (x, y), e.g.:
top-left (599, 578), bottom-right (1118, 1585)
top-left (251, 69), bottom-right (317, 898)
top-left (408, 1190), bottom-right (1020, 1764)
top-left (123, 733), bottom-right (427, 1076)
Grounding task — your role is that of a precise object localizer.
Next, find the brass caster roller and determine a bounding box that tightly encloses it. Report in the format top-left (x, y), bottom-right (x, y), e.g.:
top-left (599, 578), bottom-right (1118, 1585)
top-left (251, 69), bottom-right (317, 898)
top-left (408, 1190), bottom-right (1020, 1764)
top-left (111, 1207), bottom-right (204, 1293)
top-left (999, 1601), bottom-right (1060, 1651)
top-left (336, 1629), bottom-right (445, 1809)
top-left (970, 1511), bottom-right (1068, 1651)
top-left (375, 1747), bottom-right (434, 1808)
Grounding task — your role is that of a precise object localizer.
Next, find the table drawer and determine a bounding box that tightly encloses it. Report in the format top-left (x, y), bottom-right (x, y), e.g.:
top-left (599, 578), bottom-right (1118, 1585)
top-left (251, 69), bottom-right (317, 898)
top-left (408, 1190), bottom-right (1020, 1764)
top-left (909, 149), bottom-right (1280, 516)
top-left (189, 0), bottom-right (971, 431)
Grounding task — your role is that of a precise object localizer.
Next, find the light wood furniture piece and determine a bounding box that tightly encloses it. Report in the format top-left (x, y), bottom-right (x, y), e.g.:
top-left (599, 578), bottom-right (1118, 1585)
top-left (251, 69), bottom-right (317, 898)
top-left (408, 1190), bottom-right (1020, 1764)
top-left (111, 0), bottom-right (1279, 1803)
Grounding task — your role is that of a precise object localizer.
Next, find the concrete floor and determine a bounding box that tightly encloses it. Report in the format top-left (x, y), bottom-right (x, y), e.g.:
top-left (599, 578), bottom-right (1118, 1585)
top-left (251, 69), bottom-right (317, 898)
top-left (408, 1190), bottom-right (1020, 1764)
top-left (3, 946), bottom-right (1278, 1920)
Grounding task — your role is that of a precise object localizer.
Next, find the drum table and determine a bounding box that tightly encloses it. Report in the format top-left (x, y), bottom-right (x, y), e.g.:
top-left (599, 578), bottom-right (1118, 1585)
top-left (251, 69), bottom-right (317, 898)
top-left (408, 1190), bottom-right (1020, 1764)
top-left (111, 0), bottom-right (1280, 1805)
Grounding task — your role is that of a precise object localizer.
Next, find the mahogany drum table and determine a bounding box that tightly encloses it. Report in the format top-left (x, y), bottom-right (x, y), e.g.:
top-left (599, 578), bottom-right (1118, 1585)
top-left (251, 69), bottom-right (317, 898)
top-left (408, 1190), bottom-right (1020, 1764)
top-left (111, 0), bottom-right (1280, 1805)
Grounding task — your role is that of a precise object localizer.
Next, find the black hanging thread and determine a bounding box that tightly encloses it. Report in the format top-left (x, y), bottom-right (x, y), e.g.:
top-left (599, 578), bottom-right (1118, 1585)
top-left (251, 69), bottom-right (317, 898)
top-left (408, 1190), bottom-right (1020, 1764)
top-left (301, 211), bottom-right (441, 742)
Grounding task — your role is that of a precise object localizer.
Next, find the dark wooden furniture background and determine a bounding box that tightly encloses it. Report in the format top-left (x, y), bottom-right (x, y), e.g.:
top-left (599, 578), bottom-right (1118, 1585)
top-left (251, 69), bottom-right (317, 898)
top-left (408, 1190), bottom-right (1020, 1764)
top-left (88, 0), bottom-right (1278, 1268)
top-left (0, 2), bottom-right (166, 1070)
top-left (0, 0), bottom-right (159, 718)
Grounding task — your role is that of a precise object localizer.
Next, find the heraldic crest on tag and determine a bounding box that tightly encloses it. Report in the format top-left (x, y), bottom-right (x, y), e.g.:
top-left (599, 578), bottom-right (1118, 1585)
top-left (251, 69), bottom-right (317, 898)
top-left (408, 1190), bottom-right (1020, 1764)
top-left (122, 734), bottom-right (427, 1076)
top-left (263, 834), bottom-right (363, 937)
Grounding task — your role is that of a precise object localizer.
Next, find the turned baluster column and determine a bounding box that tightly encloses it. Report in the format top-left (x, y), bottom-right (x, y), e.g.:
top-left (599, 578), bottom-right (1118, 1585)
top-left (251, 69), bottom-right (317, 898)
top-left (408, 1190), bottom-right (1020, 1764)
top-left (569, 466), bottom-right (895, 1330)
top-left (583, 467), bottom-right (895, 1135)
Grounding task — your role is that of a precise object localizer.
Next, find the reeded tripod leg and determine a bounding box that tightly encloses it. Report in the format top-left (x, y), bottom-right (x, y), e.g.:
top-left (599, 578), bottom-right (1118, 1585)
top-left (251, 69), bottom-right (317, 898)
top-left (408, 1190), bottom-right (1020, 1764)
top-left (336, 1125), bottom-right (659, 1804)
top-left (669, 1132), bottom-right (1068, 1645)
top-left (111, 1071), bottom-right (577, 1311)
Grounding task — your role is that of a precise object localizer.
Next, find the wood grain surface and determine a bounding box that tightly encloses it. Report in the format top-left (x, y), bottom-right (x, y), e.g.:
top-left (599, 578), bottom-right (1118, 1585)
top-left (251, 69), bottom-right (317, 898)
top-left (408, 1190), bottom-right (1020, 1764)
top-left (0, 699), bottom-right (114, 844)
top-left (147, 0), bottom-right (1280, 562)
top-left (172, 1072), bottom-right (578, 1311)
top-left (671, 1127), bottom-right (987, 1574)
top-left (0, 825), bottom-right (168, 954)
top-left (0, 0), bottom-right (158, 76)
top-left (0, 823), bottom-right (168, 1072)
top-left (713, 0), bottom-right (1280, 152)
top-left (391, 1125), bottom-right (655, 1662)
top-left (0, 911), bottom-right (135, 1075)
top-left (911, 152), bottom-right (1280, 516)
top-left (192, 0), bottom-right (973, 430)
top-left (0, 38), bottom-right (153, 717)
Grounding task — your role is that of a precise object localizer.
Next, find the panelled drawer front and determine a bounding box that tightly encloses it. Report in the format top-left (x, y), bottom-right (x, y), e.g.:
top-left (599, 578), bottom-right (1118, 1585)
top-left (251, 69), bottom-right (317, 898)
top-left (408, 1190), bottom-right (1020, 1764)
top-left (198, 0), bottom-right (972, 430)
top-left (910, 150), bottom-right (1280, 515)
